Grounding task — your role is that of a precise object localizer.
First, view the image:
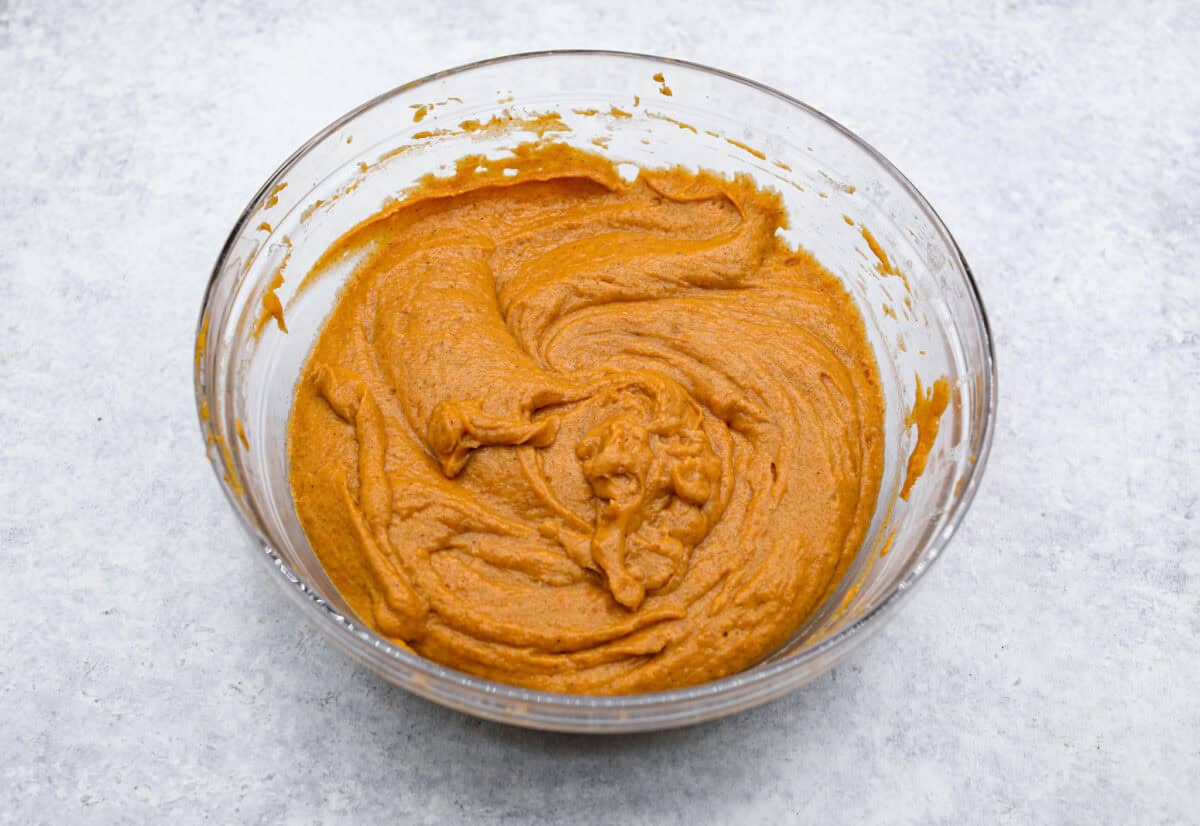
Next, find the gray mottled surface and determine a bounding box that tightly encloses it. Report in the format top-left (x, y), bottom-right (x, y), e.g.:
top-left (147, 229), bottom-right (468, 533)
top-left (2, 1), bottom-right (1198, 823)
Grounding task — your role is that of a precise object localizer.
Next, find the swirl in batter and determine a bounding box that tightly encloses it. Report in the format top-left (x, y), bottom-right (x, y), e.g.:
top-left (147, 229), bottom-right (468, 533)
top-left (288, 143), bottom-right (884, 693)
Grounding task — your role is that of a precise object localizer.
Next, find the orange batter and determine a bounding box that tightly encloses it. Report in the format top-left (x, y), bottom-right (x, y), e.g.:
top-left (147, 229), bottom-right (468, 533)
top-left (287, 143), bottom-right (885, 693)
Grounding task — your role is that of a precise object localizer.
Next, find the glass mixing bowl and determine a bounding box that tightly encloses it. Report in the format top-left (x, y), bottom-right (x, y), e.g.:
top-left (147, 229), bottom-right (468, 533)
top-left (195, 51), bottom-right (996, 732)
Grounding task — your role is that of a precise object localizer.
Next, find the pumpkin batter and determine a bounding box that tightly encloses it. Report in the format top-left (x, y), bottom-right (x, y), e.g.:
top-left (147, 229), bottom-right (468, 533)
top-left (288, 142), bottom-right (885, 693)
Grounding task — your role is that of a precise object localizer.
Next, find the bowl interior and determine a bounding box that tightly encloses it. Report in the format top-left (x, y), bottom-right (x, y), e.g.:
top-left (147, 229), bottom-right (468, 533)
top-left (196, 51), bottom-right (993, 731)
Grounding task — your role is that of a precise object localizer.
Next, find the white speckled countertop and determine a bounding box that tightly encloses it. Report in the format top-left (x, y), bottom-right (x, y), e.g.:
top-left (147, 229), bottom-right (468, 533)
top-left (2, 1), bottom-right (1197, 823)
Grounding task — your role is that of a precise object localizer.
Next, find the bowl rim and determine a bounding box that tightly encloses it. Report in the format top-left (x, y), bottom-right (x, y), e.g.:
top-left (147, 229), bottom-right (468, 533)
top-left (196, 48), bottom-right (997, 730)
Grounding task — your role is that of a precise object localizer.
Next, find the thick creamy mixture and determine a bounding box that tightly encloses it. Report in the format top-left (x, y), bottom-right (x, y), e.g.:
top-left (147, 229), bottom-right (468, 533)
top-left (288, 143), bottom-right (885, 693)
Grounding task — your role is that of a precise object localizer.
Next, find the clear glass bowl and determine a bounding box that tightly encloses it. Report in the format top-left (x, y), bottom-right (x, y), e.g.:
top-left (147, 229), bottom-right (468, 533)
top-left (195, 51), bottom-right (996, 732)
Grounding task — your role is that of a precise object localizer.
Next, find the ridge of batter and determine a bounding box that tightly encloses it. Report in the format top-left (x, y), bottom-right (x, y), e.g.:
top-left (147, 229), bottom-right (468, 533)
top-left (288, 142), bottom-right (885, 693)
